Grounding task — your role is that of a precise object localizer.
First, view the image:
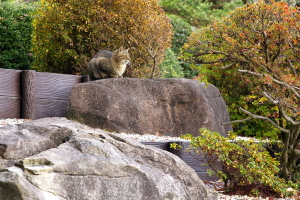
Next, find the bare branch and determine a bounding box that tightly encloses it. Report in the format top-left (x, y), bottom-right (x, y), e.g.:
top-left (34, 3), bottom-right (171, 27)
top-left (294, 149), bottom-right (300, 159)
top-left (278, 106), bottom-right (300, 126)
top-left (222, 117), bottom-right (252, 125)
top-left (287, 59), bottom-right (298, 76)
top-left (239, 53), bottom-right (272, 74)
top-left (291, 126), bottom-right (300, 148)
top-left (262, 31), bottom-right (270, 63)
top-left (221, 63), bottom-right (235, 69)
top-left (287, 39), bottom-right (298, 55)
top-left (238, 69), bottom-right (263, 76)
top-left (196, 60), bottom-right (222, 64)
top-left (262, 91), bottom-right (279, 105)
top-left (262, 91), bottom-right (300, 124)
top-left (238, 108), bottom-right (290, 133)
top-left (238, 69), bottom-right (300, 99)
top-left (271, 44), bottom-right (281, 62)
top-left (250, 23), bottom-right (259, 33)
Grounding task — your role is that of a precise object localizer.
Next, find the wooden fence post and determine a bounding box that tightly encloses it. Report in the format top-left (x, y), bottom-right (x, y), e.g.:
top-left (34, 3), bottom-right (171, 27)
top-left (22, 70), bottom-right (36, 119)
top-left (82, 75), bottom-right (90, 82)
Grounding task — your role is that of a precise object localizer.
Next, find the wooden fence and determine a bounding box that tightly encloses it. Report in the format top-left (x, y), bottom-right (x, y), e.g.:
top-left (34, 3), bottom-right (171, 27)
top-left (0, 68), bottom-right (89, 119)
top-left (142, 141), bottom-right (222, 181)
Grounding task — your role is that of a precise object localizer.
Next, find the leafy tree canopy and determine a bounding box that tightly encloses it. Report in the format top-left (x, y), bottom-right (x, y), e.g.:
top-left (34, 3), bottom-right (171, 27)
top-left (182, 1), bottom-right (300, 182)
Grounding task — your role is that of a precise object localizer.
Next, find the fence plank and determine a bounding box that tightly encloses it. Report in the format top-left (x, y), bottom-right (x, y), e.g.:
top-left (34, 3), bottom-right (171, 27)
top-left (142, 141), bottom-right (222, 181)
top-left (0, 68), bottom-right (21, 97)
top-left (141, 142), bottom-right (169, 150)
top-left (0, 69), bottom-right (85, 119)
top-left (35, 99), bottom-right (68, 119)
top-left (169, 141), bottom-right (222, 181)
top-left (35, 72), bottom-right (83, 100)
top-left (0, 96), bottom-right (21, 118)
top-left (180, 142), bottom-right (222, 181)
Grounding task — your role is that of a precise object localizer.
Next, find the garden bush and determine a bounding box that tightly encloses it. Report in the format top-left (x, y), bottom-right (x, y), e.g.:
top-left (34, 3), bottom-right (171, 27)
top-left (0, 0), bottom-right (35, 70)
top-left (31, 0), bottom-right (173, 77)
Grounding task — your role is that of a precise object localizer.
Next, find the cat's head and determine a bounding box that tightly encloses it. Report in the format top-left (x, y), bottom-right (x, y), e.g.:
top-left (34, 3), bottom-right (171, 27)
top-left (114, 46), bottom-right (131, 65)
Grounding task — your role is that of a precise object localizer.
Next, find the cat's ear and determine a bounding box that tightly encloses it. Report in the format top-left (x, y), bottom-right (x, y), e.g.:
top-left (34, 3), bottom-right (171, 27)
top-left (114, 46), bottom-right (123, 53)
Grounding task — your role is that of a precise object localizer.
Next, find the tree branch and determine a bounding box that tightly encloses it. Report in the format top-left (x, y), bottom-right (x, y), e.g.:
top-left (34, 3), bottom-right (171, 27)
top-left (222, 117), bottom-right (252, 125)
top-left (262, 31), bottom-right (270, 63)
top-left (271, 44), bottom-right (281, 62)
top-left (279, 106), bottom-right (300, 126)
top-left (238, 69), bottom-right (300, 99)
top-left (239, 108), bottom-right (290, 133)
top-left (262, 91), bottom-right (300, 125)
top-left (221, 63), bottom-right (235, 69)
top-left (224, 107), bottom-right (291, 133)
top-left (261, 91), bottom-right (279, 105)
top-left (294, 149), bottom-right (300, 159)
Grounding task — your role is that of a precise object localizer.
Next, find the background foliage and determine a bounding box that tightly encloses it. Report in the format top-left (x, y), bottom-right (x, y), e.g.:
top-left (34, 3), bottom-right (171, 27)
top-left (31, 0), bottom-right (173, 77)
top-left (0, 0), bottom-right (35, 70)
top-left (159, 0), bottom-right (243, 27)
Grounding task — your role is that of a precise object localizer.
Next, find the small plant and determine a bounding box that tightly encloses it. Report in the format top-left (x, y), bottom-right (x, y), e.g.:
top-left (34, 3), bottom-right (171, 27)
top-left (172, 128), bottom-right (298, 197)
top-left (251, 188), bottom-right (260, 197)
top-left (169, 142), bottom-right (182, 150)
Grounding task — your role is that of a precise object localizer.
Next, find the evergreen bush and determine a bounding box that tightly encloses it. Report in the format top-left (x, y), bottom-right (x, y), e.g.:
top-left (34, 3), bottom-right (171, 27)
top-left (158, 48), bottom-right (184, 78)
top-left (0, 1), bottom-right (35, 70)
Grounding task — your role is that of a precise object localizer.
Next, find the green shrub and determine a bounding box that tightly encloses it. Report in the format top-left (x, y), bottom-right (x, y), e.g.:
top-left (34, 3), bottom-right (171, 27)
top-left (167, 14), bottom-right (198, 79)
top-left (0, 1), bottom-right (35, 70)
top-left (158, 48), bottom-right (184, 78)
top-left (168, 14), bottom-right (193, 54)
top-left (173, 129), bottom-right (298, 197)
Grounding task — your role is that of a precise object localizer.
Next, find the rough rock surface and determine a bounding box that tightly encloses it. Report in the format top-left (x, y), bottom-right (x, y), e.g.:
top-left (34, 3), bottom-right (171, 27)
top-left (66, 78), bottom-right (232, 137)
top-left (0, 117), bottom-right (218, 200)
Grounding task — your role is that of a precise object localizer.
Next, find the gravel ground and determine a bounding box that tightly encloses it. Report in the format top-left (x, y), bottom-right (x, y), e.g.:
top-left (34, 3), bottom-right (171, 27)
top-left (0, 118), bottom-right (298, 200)
top-left (0, 118), bottom-right (30, 127)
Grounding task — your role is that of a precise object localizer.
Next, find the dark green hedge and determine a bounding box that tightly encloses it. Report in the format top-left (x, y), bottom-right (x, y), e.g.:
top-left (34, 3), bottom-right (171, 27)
top-left (0, 1), bottom-right (35, 70)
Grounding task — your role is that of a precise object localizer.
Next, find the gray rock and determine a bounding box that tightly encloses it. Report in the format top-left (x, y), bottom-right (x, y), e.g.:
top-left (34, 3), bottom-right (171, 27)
top-left (0, 117), bottom-right (218, 200)
top-left (66, 78), bottom-right (232, 137)
top-left (0, 121), bottom-right (72, 169)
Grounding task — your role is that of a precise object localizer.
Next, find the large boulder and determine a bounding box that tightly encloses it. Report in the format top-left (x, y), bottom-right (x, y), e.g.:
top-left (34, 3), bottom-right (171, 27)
top-left (66, 78), bottom-right (232, 137)
top-left (0, 117), bottom-right (218, 200)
